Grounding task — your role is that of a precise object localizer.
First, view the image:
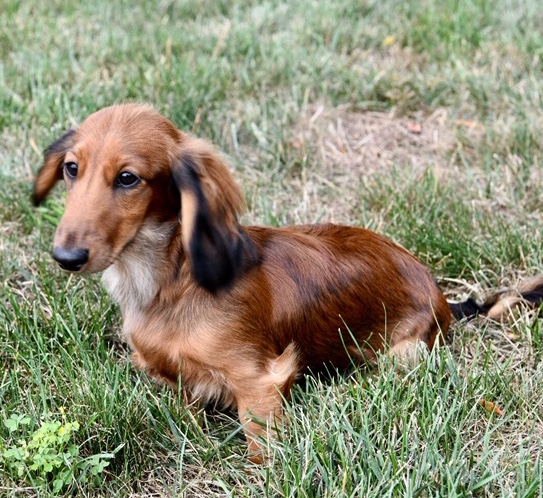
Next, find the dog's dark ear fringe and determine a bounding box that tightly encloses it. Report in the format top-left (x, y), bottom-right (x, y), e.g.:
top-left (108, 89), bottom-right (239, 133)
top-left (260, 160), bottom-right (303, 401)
top-left (43, 129), bottom-right (76, 158)
top-left (173, 154), bottom-right (259, 293)
top-left (32, 129), bottom-right (76, 206)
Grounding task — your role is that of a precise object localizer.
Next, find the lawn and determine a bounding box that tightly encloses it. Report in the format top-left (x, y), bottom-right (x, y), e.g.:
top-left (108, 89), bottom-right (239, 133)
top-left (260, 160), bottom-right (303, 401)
top-left (1, 0), bottom-right (543, 496)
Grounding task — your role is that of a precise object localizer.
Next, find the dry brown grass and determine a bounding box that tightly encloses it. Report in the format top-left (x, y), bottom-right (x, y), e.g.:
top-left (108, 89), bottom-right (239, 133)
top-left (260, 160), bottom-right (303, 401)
top-left (240, 103), bottom-right (482, 226)
top-left (296, 104), bottom-right (458, 178)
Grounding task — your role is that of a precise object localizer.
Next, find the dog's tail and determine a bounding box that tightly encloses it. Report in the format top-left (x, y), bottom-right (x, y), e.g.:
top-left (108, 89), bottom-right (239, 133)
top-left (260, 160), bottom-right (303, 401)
top-left (449, 275), bottom-right (543, 321)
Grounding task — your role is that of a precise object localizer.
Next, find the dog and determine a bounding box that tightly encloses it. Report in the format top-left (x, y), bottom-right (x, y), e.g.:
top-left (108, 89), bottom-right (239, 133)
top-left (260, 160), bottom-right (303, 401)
top-left (33, 103), bottom-right (543, 461)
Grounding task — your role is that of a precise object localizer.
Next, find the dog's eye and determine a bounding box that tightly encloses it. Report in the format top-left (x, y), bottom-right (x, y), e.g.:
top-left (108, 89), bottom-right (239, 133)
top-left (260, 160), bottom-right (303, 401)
top-left (64, 162), bottom-right (78, 179)
top-left (115, 171), bottom-right (141, 188)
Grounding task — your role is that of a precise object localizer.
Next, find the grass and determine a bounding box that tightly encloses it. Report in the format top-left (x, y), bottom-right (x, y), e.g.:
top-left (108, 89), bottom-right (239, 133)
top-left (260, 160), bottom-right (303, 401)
top-left (1, 0), bottom-right (543, 495)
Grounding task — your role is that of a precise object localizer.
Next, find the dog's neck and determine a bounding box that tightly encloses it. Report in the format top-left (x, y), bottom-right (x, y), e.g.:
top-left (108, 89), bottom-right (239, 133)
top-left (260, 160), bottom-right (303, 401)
top-left (102, 221), bottom-right (179, 315)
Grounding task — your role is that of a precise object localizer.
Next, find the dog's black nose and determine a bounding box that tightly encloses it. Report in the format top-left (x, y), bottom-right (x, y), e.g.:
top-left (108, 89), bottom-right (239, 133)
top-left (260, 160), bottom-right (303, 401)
top-left (52, 247), bottom-right (89, 272)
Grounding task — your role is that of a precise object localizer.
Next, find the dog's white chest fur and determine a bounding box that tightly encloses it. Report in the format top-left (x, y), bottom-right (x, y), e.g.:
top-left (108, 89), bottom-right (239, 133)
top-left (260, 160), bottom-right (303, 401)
top-left (101, 223), bottom-right (175, 333)
top-left (102, 252), bottom-right (158, 312)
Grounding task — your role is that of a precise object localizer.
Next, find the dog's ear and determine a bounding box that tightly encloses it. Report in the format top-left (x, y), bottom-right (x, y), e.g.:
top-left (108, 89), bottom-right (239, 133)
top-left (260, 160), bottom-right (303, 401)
top-left (172, 137), bottom-right (258, 292)
top-left (33, 129), bottom-right (76, 206)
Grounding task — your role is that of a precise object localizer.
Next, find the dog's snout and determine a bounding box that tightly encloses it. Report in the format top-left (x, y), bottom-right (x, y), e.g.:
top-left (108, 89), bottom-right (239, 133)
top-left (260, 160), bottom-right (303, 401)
top-left (52, 247), bottom-right (89, 272)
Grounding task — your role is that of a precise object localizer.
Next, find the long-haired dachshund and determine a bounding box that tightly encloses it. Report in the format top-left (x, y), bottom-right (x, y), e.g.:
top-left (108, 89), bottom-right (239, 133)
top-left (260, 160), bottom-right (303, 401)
top-left (33, 104), bottom-right (543, 461)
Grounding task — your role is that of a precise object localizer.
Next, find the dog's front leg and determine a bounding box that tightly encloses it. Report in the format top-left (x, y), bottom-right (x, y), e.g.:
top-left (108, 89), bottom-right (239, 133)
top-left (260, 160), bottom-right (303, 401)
top-left (235, 387), bottom-right (286, 464)
top-left (233, 343), bottom-right (299, 463)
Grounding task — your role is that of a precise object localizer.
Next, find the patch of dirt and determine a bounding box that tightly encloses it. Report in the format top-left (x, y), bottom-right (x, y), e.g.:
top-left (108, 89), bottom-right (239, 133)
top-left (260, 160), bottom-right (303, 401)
top-left (295, 103), bottom-right (462, 183)
top-left (271, 104), bottom-right (472, 225)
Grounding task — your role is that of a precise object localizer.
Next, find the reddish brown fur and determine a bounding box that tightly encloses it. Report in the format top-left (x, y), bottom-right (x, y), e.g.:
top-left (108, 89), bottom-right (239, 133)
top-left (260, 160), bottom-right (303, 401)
top-left (34, 104), bottom-right (453, 461)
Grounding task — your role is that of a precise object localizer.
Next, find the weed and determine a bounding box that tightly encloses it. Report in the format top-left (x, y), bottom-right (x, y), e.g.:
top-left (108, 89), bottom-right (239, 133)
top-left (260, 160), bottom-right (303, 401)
top-left (1, 410), bottom-right (117, 493)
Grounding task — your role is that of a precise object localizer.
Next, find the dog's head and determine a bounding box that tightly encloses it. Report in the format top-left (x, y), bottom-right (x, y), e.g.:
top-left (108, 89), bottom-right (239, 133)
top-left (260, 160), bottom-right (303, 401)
top-left (33, 103), bottom-right (255, 291)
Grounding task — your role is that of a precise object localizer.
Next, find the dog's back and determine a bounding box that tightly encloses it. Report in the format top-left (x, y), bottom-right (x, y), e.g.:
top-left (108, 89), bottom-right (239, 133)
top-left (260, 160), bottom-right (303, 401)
top-left (237, 223), bottom-right (451, 370)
